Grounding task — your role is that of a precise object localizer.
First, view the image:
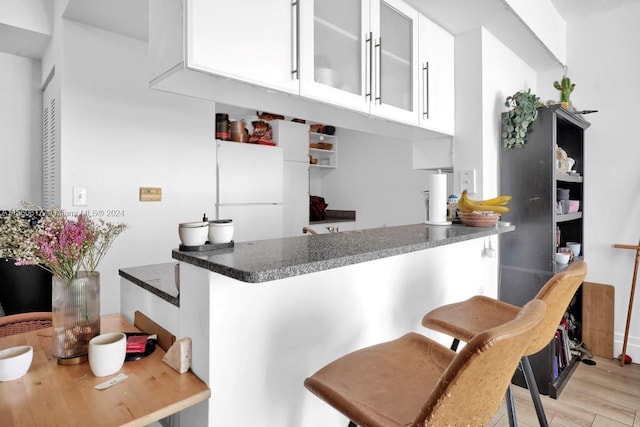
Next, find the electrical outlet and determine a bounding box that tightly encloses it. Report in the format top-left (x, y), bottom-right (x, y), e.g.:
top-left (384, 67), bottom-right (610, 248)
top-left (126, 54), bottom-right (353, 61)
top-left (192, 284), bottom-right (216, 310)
top-left (73, 187), bottom-right (87, 206)
top-left (459, 169), bottom-right (476, 194)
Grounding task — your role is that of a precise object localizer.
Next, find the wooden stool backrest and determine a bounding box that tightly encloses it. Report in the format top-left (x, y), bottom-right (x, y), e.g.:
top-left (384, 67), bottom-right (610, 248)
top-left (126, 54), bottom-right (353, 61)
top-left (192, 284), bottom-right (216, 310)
top-left (527, 261), bottom-right (588, 355)
top-left (416, 299), bottom-right (546, 427)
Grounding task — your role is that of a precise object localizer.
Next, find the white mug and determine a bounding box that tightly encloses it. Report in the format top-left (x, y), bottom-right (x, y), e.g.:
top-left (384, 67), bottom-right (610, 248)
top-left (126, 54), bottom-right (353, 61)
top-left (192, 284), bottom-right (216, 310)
top-left (88, 332), bottom-right (126, 377)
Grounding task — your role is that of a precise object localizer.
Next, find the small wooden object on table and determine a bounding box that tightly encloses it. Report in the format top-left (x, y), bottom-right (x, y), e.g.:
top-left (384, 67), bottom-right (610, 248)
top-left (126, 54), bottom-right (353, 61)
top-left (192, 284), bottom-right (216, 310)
top-left (613, 240), bottom-right (640, 366)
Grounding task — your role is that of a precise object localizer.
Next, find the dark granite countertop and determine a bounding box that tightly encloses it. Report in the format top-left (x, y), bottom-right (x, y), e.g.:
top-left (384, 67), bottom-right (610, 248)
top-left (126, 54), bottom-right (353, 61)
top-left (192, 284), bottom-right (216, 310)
top-left (119, 262), bottom-right (180, 307)
top-left (172, 222), bottom-right (515, 284)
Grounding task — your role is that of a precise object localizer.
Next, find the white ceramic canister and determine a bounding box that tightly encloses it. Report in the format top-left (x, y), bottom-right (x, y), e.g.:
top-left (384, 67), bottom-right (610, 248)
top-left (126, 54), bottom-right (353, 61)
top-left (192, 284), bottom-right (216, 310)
top-left (208, 219), bottom-right (234, 244)
top-left (88, 332), bottom-right (126, 377)
top-left (178, 221), bottom-right (209, 246)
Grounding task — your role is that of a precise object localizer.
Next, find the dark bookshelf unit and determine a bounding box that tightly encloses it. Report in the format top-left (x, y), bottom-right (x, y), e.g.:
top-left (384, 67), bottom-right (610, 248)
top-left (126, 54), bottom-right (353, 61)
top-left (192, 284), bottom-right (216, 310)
top-left (499, 105), bottom-right (590, 398)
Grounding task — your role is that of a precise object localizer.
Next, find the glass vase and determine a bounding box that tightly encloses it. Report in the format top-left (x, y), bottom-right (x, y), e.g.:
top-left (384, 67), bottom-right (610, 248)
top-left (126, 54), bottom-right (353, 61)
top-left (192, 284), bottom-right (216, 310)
top-left (52, 271), bottom-right (100, 361)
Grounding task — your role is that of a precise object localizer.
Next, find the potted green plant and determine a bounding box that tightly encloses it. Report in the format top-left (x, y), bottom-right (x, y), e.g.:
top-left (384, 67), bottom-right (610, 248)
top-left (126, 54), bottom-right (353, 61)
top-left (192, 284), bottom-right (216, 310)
top-left (502, 89), bottom-right (544, 150)
top-left (553, 76), bottom-right (575, 109)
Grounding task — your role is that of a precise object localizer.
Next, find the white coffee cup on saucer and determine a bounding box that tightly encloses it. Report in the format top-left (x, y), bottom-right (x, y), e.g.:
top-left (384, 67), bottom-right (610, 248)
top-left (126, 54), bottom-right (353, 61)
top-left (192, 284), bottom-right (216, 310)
top-left (88, 332), bottom-right (126, 377)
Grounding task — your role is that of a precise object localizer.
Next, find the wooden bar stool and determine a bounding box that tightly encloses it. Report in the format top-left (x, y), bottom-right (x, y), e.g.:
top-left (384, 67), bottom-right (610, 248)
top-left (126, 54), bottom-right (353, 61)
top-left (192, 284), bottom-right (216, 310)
top-left (422, 261), bottom-right (587, 427)
top-left (304, 299), bottom-right (546, 427)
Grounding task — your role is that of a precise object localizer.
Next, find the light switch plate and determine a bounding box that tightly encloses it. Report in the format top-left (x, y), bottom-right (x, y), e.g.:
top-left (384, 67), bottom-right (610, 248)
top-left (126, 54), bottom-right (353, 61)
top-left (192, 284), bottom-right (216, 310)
top-left (139, 187), bottom-right (162, 202)
top-left (73, 187), bottom-right (87, 206)
top-left (459, 169), bottom-right (476, 194)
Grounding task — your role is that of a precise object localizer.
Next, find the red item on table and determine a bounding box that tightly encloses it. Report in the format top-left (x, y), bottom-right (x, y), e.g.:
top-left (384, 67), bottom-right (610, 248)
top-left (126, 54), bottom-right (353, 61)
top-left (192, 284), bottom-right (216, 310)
top-left (126, 335), bottom-right (148, 353)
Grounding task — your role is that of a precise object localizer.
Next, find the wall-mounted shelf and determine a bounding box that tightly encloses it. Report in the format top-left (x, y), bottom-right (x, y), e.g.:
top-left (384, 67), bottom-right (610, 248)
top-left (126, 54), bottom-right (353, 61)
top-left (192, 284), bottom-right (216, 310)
top-left (556, 173), bottom-right (583, 183)
top-left (309, 132), bottom-right (337, 168)
top-left (556, 212), bottom-right (582, 223)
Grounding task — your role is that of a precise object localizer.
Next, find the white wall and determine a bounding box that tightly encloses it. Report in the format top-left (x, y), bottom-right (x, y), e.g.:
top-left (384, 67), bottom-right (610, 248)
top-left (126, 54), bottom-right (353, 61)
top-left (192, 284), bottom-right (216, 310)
top-left (55, 21), bottom-right (215, 314)
top-left (452, 29), bottom-right (483, 197)
top-left (454, 27), bottom-right (536, 200)
top-left (0, 52), bottom-right (43, 206)
top-left (481, 28), bottom-right (537, 199)
top-left (316, 128), bottom-right (432, 229)
top-left (565, 3), bottom-right (640, 360)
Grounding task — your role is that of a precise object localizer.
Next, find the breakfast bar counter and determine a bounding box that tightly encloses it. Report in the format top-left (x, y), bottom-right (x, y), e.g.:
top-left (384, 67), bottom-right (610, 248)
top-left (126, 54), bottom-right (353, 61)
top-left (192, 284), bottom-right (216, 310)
top-left (172, 222), bottom-right (515, 283)
top-left (167, 222), bottom-right (514, 426)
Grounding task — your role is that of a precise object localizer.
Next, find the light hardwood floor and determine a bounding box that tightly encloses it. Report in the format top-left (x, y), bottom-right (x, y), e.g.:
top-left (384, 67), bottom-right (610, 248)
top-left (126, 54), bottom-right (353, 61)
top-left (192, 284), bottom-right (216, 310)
top-left (489, 357), bottom-right (640, 426)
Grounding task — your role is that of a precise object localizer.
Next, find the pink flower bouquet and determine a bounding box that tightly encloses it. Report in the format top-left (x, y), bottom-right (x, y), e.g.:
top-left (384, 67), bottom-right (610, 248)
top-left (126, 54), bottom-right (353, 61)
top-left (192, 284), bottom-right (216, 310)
top-left (16, 207), bottom-right (126, 285)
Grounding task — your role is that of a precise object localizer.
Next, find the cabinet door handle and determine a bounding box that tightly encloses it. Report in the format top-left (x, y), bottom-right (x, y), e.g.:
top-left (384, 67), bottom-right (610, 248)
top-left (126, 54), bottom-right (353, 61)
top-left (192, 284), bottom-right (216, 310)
top-left (375, 37), bottom-right (382, 104)
top-left (365, 32), bottom-right (373, 100)
top-left (291, 0), bottom-right (300, 79)
top-left (422, 61), bottom-right (429, 118)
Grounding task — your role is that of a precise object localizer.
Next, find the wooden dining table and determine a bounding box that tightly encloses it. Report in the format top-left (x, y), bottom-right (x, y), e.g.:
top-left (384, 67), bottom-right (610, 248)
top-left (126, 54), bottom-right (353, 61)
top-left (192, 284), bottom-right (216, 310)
top-left (0, 313), bottom-right (210, 426)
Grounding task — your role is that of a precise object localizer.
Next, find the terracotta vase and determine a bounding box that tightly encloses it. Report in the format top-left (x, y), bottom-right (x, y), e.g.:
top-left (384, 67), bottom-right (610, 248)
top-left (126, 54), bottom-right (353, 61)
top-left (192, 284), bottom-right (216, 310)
top-left (51, 271), bottom-right (100, 361)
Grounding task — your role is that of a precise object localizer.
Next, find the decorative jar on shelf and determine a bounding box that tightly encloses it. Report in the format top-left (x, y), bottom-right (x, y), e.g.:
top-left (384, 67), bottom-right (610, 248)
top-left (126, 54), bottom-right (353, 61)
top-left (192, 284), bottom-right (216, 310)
top-left (52, 271), bottom-right (100, 362)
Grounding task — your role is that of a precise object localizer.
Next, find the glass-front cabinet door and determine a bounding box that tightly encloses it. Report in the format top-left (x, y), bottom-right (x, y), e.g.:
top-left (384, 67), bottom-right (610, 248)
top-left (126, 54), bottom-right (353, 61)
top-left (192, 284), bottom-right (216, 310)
top-left (299, 0), bottom-right (419, 124)
top-left (299, 0), bottom-right (370, 113)
top-left (369, 0), bottom-right (419, 124)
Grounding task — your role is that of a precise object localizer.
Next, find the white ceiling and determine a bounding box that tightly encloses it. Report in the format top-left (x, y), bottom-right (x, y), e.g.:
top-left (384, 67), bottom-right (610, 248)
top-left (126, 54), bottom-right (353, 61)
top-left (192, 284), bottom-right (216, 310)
top-left (0, 23), bottom-right (50, 59)
top-left (4, 0), bottom-right (639, 60)
top-left (551, 0), bottom-right (640, 20)
top-left (402, 0), bottom-right (640, 69)
top-left (403, 0), bottom-right (640, 35)
top-left (62, 0), bottom-right (148, 42)
top-left (59, 0), bottom-right (640, 44)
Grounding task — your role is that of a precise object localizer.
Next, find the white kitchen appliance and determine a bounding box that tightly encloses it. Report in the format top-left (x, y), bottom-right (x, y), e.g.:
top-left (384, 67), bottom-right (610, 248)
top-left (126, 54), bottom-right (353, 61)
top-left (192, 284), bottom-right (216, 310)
top-left (216, 141), bottom-right (284, 242)
top-left (271, 120), bottom-right (310, 237)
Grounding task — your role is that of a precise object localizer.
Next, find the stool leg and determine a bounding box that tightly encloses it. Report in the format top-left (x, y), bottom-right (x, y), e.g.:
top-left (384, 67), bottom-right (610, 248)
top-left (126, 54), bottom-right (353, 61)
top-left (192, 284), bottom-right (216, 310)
top-left (450, 338), bottom-right (460, 351)
top-left (505, 384), bottom-right (517, 427)
top-left (521, 356), bottom-right (549, 427)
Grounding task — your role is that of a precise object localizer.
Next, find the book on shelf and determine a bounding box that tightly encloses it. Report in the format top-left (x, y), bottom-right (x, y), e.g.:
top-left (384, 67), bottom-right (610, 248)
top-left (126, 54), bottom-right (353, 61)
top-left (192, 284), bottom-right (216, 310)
top-left (553, 323), bottom-right (574, 378)
top-left (553, 340), bottom-right (560, 379)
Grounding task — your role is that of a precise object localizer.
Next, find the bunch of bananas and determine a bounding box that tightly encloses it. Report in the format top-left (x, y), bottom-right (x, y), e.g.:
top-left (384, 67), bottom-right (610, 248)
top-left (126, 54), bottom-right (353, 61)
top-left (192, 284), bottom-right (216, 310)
top-left (458, 190), bottom-right (511, 214)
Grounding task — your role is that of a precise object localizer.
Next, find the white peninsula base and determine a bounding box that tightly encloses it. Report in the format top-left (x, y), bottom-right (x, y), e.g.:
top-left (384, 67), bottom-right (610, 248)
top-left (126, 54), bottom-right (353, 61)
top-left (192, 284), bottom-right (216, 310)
top-left (178, 238), bottom-right (498, 427)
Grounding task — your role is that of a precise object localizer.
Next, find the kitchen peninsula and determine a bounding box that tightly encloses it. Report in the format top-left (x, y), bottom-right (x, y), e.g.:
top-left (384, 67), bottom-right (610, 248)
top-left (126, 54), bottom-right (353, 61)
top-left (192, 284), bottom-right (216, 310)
top-left (122, 222), bottom-right (513, 426)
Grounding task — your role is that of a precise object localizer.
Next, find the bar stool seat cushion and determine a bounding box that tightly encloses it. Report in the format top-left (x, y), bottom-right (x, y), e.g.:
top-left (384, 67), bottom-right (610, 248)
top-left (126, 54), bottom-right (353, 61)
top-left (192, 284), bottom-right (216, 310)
top-left (306, 333), bottom-right (455, 426)
top-left (424, 296), bottom-right (519, 343)
top-left (423, 261), bottom-right (587, 356)
top-left (305, 300), bottom-right (546, 427)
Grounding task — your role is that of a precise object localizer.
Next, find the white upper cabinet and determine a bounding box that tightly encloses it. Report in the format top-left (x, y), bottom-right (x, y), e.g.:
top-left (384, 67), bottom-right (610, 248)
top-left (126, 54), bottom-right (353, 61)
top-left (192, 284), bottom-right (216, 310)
top-left (186, 0), bottom-right (299, 95)
top-left (418, 15), bottom-right (454, 135)
top-left (150, 0), bottom-right (454, 137)
top-left (368, 0), bottom-right (419, 124)
top-left (270, 120), bottom-right (309, 163)
top-left (299, 0), bottom-right (370, 113)
top-left (299, 0), bottom-right (419, 125)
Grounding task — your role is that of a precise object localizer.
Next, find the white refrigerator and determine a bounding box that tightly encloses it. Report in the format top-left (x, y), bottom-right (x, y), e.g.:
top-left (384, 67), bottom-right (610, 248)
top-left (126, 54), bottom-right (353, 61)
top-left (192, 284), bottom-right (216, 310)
top-left (216, 141), bottom-right (284, 242)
